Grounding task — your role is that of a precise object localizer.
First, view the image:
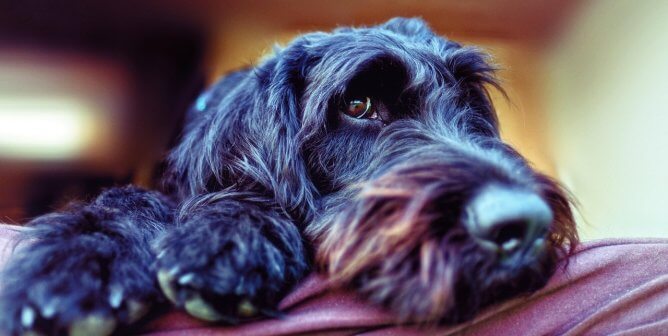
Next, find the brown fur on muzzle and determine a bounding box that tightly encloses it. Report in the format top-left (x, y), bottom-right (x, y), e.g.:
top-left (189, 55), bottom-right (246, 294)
top-left (317, 162), bottom-right (578, 324)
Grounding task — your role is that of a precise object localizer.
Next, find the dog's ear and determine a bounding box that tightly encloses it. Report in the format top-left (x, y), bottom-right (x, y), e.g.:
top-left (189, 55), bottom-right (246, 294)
top-left (443, 43), bottom-right (502, 136)
top-left (164, 69), bottom-right (249, 199)
top-left (381, 17), bottom-right (434, 38)
top-left (166, 47), bottom-right (318, 215)
top-left (381, 17), bottom-right (500, 135)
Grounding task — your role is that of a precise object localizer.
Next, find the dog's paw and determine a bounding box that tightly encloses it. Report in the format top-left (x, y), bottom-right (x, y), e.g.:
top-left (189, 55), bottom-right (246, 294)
top-left (154, 221), bottom-right (306, 323)
top-left (0, 247), bottom-right (154, 336)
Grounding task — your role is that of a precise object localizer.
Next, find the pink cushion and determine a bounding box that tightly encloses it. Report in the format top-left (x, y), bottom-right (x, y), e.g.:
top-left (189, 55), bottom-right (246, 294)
top-left (1, 224), bottom-right (666, 335)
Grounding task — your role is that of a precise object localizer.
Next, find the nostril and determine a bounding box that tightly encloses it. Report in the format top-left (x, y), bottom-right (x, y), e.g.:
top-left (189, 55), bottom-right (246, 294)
top-left (464, 185), bottom-right (553, 254)
top-left (491, 219), bottom-right (528, 248)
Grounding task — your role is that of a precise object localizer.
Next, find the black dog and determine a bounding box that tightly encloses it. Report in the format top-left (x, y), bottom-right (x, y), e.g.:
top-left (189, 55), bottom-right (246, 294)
top-left (0, 18), bottom-right (578, 335)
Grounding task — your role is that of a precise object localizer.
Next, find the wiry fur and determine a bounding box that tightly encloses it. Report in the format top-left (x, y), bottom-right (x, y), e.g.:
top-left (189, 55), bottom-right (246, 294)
top-left (0, 17), bottom-right (577, 335)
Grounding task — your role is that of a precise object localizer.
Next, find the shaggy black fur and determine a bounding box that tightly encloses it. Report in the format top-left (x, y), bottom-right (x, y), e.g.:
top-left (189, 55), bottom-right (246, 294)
top-left (0, 17), bottom-right (577, 335)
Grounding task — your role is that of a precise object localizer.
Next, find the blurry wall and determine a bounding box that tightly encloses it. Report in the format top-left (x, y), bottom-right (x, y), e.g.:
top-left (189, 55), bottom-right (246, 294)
top-left (0, 1), bottom-right (207, 221)
top-left (544, 0), bottom-right (668, 239)
top-left (482, 42), bottom-right (556, 177)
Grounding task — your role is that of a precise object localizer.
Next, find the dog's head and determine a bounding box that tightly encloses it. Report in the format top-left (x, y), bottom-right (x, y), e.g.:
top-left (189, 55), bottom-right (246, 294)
top-left (168, 17), bottom-right (578, 324)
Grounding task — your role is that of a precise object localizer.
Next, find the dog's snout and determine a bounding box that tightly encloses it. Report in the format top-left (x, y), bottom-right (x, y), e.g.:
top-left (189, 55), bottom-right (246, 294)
top-left (464, 186), bottom-right (553, 254)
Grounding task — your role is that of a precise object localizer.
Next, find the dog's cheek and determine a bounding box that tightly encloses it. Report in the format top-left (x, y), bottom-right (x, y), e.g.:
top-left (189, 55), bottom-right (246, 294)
top-left (316, 175), bottom-right (459, 323)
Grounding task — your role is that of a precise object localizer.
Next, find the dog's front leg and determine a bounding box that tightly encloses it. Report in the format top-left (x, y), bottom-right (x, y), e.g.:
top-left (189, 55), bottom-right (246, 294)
top-left (154, 191), bottom-right (308, 322)
top-left (0, 186), bottom-right (173, 336)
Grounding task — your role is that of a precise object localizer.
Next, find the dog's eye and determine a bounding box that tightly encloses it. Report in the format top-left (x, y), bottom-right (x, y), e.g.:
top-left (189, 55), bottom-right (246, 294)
top-left (345, 97), bottom-right (374, 119)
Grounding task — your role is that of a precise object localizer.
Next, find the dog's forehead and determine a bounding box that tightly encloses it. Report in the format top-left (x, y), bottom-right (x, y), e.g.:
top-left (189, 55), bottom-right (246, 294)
top-left (257, 18), bottom-right (461, 84)
top-left (313, 22), bottom-right (447, 55)
top-left (271, 19), bottom-right (442, 59)
top-left (286, 30), bottom-right (450, 87)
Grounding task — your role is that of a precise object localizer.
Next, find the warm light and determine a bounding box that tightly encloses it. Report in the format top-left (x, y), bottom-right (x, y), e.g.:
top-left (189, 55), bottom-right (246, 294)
top-left (0, 96), bottom-right (98, 160)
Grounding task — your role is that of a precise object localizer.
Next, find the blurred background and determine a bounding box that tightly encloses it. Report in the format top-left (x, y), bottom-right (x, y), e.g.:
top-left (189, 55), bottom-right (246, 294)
top-left (0, 0), bottom-right (666, 240)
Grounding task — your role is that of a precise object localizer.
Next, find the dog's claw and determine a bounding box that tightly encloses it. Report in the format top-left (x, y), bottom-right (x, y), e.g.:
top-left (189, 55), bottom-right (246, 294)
top-left (20, 306), bottom-right (35, 328)
top-left (126, 300), bottom-right (150, 323)
top-left (184, 295), bottom-right (223, 322)
top-left (237, 299), bottom-right (257, 317)
top-left (178, 273), bottom-right (197, 286)
top-left (158, 269), bottom-right (179, 304)
top-left (40, 301), bottom-right (57, 319)
top-left (108, 286), bottom-right (123, 309)
top-left (68, 315), bottom-right (116, 336)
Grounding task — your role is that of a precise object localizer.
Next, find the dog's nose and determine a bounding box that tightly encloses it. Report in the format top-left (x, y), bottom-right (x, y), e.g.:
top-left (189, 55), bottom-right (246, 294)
top-left (464, 186), bottom-right (553, 254)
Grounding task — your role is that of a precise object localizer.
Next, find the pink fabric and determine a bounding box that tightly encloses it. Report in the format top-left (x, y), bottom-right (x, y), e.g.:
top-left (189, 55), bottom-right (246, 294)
top-left (0, 224), bottom-right (666, 335)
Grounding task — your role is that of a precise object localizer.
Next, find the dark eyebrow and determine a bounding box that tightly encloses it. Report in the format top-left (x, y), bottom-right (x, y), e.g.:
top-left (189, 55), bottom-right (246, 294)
top-left (342, 56), bottom-right (408, 101)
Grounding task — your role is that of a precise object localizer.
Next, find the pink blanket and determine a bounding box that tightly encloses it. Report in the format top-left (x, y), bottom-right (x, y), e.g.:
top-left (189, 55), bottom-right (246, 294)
top-left (0, 224), bottom-right (666, 335)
